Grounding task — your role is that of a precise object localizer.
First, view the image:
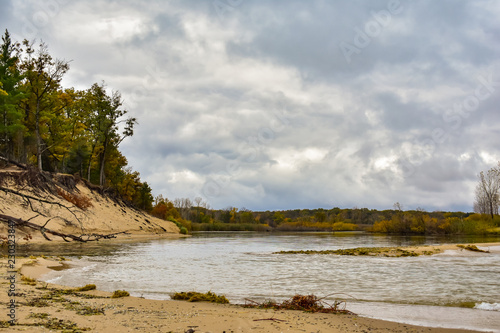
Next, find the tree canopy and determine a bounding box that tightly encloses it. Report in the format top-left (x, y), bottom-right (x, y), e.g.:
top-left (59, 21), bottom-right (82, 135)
top-left (0, 29), bottom-right (152, 209)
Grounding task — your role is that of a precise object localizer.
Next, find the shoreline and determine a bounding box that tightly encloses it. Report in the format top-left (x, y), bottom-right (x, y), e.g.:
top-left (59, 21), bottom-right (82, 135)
top-left (2, 244), bottom-right (496, 333)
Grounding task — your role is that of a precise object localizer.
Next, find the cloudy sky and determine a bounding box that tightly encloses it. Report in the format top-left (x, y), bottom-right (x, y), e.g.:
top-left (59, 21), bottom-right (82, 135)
top-left (2, 0), bottom-right (499, 212)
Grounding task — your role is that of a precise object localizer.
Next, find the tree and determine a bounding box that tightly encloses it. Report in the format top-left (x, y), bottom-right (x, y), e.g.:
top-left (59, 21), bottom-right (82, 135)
top-left (474, 164), bottom-right (500, 219)
top-left (20, 39), bottom-right (69, 170)
top-left (0, 30), bottom-right (24, 161)
top-left (136, 182), bottom-right (153, 211)
top-left (83, 82), bottom-right (136, 186)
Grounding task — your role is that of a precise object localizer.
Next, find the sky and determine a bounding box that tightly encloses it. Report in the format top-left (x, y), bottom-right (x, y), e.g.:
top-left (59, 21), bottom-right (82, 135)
top-left (2, 0), bottom-right (499, 212)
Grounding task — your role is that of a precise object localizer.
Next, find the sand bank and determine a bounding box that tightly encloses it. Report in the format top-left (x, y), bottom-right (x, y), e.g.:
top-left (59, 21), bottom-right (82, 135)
top-left (0, 257), bottom-right (485, 333)
top-left (0, 169), bottom-right (181, 244)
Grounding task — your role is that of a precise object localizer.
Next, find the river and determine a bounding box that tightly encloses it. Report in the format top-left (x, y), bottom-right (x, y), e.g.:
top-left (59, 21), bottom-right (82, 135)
top-left (22, 232), bottom-right (500, 332)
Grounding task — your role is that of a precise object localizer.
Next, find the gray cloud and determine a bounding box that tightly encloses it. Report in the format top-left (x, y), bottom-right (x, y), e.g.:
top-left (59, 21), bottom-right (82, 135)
top-left (2, 0), bottom-right (499, 211)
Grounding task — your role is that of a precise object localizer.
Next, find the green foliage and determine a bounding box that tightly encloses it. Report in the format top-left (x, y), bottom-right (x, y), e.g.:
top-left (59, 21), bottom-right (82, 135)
top-left (191, 222), bottom-right (270, 232)
top-left (0, 30), bottom-right (152, 211)
top-left (171, 291), bottom-right (229, 304)
top-left (0, 29), bottom-right (25, 161)
top-left (371, 211), bottom-right (495, 235)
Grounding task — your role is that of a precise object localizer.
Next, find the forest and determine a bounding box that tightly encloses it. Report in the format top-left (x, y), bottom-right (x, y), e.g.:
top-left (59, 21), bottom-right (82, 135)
top-left (149, 197), bottom-right (500, 235)
top-left (0, 30), bottom-right (153, 210)
top-left (2, 29), bottom-right (499, 236)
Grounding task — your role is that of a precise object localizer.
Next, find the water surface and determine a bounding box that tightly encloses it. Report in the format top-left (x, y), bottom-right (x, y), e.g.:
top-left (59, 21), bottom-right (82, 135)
top-left (35, 232), bottom-right (500, 332)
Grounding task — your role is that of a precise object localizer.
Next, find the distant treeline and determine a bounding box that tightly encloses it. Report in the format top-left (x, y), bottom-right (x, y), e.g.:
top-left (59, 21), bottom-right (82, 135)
top-left (150, 197), bottom-right (500, 235)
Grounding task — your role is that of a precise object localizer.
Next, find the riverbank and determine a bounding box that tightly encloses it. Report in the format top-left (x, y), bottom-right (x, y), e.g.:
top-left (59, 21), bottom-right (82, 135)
top-left (0, 257), bottom-right (484, 333)
top-left (0, 167), bottom-right (180, 244)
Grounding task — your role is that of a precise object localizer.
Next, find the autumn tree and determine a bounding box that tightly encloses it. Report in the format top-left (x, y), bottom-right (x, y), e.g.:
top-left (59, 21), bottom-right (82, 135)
top-left (474, 164), bottom-right (500, 219)
top-left (152, 196), bottom-right (181, 220)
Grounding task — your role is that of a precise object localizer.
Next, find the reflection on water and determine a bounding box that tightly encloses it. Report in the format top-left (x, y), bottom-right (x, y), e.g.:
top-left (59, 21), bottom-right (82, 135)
top-left (35, 232), bottom-right (500, 332)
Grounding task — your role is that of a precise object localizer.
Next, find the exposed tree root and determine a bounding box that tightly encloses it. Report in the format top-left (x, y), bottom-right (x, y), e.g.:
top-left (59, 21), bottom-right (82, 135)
top-left (0, 185), bottom-right (84, 230)
top-left (0, 213), bottom-right (129, 242)
top-left (0, 160), bottom-right (151, 242)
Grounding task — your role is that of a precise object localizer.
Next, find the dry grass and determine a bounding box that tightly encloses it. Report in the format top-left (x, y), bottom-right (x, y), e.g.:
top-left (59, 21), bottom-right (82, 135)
top-left (56, 187), bottom-right (93, 210)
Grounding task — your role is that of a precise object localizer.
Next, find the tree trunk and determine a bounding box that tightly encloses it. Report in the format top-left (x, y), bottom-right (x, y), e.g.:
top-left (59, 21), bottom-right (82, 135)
top-left (99, 154), bottom-right (105, 186)
top-left (99, 138), bottom-right (108, 186)
top-left (36, 99), bottom-right (43, 171)
top-left (86, 142), bottom-right (96, 182)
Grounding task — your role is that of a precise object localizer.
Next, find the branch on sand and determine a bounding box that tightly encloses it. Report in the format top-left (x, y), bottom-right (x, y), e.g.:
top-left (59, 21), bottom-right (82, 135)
top-left (0, 214), bottom-right (129, 242)
top-left (0, 185), bottom-right (84, 230)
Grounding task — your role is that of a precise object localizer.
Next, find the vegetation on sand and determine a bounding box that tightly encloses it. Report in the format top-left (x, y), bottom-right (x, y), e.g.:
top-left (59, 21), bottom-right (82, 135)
top-left (275, 246), bottom-right (432, 257)
top-left (111, 290), bottom-right (130, 298)
top-left (171, 291), bottom-right (229, 304)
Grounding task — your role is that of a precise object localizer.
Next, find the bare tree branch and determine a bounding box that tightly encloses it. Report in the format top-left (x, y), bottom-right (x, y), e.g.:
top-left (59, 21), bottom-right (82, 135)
top-left (0, 213), bottom-right (128, 242)
top-left (0, 186), bottom-right (83, 228)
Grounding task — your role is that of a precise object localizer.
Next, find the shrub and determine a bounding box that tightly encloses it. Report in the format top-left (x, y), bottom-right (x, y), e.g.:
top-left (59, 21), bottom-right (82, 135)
top-left (111, 290), bottom-right (130, 298)
top-left (331, 221), bottom-right (358, 231)
top-left (171, 291), bottom-right (229, 304)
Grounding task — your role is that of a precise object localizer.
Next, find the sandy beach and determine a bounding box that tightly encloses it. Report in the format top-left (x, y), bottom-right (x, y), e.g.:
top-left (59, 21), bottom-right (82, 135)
top-left (1, 250), bottom-right (489, 333)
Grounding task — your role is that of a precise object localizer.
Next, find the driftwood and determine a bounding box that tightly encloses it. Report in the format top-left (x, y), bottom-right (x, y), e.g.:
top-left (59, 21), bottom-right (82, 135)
top-left (244, 294), bottom-right (355, 315)
top-left (0, 213), bottom-right (129, 242)
top-left (253, 317), bottom-right (286, 322)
